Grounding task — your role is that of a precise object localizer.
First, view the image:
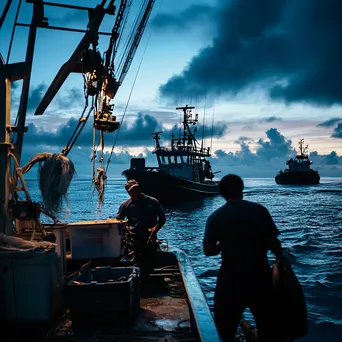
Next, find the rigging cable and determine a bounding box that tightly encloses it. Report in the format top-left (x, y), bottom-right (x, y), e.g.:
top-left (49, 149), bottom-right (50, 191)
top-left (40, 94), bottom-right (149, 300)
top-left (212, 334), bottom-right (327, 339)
top-left (201, 95), bottom-right (207, 151)
top-left (105, 29), bottom-right (153, 173)
top-left (210, 98), bottom-right (215, 153)
top-left (116, 0), bottom-right (147, 79)
top-left (112, 0), bottom-right (133, 69)
top-left (61, 96), bottom-right (95, 156)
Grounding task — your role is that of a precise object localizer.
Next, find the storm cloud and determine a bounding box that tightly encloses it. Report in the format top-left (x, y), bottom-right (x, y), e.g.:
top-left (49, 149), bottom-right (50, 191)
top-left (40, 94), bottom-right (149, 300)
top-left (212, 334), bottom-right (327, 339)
top-left (332, 123), bottom-right (342, 138)
top-left (28, 83), bottom-right (47, 111)
top-left (216, 128), bottom-right (293, 163)
top-left (23, 112), bottom-right (228, 149)
top-left (317, 117), bottom-right (342, 128)
top-left (152, 4), bottom-right (214, 31)
top-left (159, 0), bottom-right (342, 106)
top-left (256, 128), bottom-right (294, 160)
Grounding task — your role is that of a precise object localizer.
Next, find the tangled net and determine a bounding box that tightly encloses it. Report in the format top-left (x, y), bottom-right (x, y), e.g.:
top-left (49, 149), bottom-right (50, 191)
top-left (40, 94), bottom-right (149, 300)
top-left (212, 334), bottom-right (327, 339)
top-left (94, 167), bottom-right (106, 206)
top-left (22, 153), bottom-right (75, 214)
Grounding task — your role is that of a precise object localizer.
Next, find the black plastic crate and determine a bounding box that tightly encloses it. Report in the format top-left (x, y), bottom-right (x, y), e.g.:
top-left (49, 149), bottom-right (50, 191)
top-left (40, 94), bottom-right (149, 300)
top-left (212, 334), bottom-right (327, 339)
top-left (66, 266), bottom-right (140, 323)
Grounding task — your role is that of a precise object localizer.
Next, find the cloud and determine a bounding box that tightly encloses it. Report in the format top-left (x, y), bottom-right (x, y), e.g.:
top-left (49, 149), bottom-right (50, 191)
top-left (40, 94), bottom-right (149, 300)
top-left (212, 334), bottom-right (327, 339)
top-left (23, 112), bottom-right (228, 149)
top-left (152, 4), bottom-right (214, 31)
top-left (317, 117), bottom-right (342, 128)
top-left (47, 9), bottom-right (88, 25)
top-left (28, 83), bottom-right (47, 111)
top-left (332, 123), bottom-right (342, 138)
top-left (159, 0), bottom-right (342, 106)
top-left (262, 116), bottom-right (282, 123)
top-left (56, 87), bottom-right (84, 109)
top-left (256, 128), bottom-right (294, 160)
top-left (310, 151), bottom-right (341, 165)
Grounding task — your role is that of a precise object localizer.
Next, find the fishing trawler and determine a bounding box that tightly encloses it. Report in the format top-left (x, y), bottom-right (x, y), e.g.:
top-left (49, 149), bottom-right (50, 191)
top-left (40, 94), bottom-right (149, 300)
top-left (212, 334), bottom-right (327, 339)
top-left (275, 139), bottom-right (320, 185)
top-left (123, 105), bottom-right (220, 201)
top-left (0, 1), bottom-right (224, 341)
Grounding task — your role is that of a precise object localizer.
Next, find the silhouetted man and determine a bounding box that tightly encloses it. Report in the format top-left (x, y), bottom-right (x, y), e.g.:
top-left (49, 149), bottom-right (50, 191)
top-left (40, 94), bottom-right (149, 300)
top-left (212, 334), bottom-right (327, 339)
top-left (203, 174), bottom-right (282, 342)
top-left (116, 179), bottom-right (166, 281)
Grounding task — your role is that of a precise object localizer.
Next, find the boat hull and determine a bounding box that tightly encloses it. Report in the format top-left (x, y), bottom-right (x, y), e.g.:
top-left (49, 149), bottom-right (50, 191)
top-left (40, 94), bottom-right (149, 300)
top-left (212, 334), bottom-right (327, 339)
top-left (122, 168), bottom-right (219, 201)
top-left (275, 171), bottom-right (320, 185)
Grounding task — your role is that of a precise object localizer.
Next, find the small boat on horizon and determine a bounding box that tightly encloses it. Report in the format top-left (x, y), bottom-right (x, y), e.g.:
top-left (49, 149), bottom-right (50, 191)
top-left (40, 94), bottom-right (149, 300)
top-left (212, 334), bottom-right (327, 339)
top-left (123, 105), bottom-right (220, 201)
top-left (275, 139), bottom-right (320, 185)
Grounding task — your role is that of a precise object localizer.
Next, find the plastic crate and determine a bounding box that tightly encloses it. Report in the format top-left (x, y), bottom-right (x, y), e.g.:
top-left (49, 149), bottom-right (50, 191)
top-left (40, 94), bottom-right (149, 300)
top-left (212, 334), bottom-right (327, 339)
top-left (66, 266), bottom-right (140, 323)
top-left (67, 219), bottom-right (126, 259)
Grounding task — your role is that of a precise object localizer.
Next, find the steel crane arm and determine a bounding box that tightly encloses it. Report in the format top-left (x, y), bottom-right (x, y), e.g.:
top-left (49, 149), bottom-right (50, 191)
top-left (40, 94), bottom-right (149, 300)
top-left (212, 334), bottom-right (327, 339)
top-left (105, 0), bottom-right (128, 69)
top-left (34, 1), bottom-right (115, 116)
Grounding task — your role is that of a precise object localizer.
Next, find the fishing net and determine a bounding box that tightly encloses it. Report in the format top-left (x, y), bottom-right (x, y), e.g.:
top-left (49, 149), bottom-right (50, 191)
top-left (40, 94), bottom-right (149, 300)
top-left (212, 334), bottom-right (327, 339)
top-left (21, 152), bottom-right (75, 213)
top-left (94, 167), bottom-right (106, 206)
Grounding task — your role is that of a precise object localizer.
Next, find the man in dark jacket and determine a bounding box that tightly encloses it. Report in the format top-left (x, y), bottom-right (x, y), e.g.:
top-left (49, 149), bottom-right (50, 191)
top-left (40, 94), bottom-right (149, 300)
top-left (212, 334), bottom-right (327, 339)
top-left (116, 179), bottom-right (166, 280)
top-left (203, 174), bottom-right (283, 342)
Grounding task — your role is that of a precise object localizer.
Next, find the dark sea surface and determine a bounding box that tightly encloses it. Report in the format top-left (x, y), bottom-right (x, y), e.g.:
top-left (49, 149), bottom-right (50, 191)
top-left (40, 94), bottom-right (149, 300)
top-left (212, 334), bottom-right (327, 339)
top-left (26, 177), bottom-right (342, 341)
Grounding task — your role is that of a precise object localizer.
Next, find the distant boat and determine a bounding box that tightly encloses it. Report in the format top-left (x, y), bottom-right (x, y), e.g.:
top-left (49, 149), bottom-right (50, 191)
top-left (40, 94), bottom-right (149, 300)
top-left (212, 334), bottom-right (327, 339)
top-left (275, 139), bottom-right (320, 185)
top-left (123, 105), bottom-right (220, 201)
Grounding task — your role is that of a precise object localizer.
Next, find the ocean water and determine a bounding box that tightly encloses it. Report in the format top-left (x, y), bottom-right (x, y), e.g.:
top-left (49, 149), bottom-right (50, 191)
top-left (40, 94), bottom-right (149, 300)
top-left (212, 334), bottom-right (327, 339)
top-left (25, 177), bottom-right (342, 341)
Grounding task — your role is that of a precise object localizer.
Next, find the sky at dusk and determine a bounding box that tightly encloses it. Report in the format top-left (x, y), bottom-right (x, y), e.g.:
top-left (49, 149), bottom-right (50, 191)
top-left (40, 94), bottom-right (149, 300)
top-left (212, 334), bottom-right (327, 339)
top-left (1, 0), bottom-right (342, 177)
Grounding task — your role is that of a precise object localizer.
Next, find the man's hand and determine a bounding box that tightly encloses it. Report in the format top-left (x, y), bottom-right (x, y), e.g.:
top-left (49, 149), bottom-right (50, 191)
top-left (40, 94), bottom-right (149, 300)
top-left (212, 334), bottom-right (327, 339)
top-left (148, 226), bottom-right (158, 243)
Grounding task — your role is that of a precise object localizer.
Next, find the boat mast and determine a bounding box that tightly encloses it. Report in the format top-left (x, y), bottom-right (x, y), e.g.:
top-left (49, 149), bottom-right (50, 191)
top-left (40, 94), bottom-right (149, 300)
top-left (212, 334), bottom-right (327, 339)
top-left (0, 0), bottom-right (44, 234)
top-left (176, 105), bottom-right (196, 148)
top-left (15, 1), bottom-right (45, 164)
top-left (299, 138), bottom-right (304, 156)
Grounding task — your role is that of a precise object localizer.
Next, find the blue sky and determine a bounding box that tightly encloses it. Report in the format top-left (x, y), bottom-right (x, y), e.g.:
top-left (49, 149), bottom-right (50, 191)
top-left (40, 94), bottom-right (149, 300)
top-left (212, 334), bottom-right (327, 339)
top-left (1, 0), bottom-right (342, 177)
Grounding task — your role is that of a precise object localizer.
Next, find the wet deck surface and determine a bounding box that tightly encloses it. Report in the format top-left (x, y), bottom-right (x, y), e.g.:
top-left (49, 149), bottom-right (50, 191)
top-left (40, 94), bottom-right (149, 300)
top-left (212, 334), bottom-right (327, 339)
top-left (48, 271), bottom-right (200, 341)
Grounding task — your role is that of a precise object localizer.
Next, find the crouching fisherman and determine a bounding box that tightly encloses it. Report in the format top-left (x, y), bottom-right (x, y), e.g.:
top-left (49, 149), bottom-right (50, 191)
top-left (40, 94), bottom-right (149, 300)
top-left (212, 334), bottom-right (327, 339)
top-left (203, 174), bottom-right (283, 342)
top-left (116, 179), bottom-right (166, 282)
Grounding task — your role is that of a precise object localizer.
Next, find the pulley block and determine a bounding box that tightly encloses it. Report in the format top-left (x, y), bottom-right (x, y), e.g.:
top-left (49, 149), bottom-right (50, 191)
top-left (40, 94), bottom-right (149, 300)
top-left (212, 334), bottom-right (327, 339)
top-left (94, 113), bottom-right (120, 133)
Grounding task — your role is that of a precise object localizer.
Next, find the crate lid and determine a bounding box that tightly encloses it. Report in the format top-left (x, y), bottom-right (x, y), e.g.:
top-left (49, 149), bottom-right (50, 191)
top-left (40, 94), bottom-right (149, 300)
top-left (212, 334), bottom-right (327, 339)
top-left (68, 219), bottom-right (127, 227)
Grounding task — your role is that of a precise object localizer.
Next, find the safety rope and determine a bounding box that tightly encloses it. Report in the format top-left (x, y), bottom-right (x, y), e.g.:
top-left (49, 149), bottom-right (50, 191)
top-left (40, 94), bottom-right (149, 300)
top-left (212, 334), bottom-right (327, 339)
top-left (61, 94), bottom-right (96, 156)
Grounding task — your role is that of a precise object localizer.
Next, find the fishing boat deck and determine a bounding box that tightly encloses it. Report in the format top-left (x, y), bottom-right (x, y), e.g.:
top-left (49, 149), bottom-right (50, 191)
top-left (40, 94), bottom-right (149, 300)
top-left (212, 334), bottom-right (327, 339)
top-left (49, 274), bottom-right (197, 341)
top-left (46, 252), bottom-right (202, 342)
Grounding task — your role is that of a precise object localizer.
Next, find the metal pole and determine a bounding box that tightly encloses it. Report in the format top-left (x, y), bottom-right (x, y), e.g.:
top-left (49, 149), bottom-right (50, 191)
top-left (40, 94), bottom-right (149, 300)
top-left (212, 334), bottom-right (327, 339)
top-left (14, 0), bottom-right (43, 165)
top-left (0, 76), bottom-right (11, 234)
top-left (0, 0), bottom-right (12, 30)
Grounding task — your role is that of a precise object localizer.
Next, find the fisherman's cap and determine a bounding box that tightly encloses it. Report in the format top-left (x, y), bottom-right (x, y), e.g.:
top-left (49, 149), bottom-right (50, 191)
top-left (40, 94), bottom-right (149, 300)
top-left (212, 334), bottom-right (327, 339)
top-left (125, 179), bottom-right (139, 192)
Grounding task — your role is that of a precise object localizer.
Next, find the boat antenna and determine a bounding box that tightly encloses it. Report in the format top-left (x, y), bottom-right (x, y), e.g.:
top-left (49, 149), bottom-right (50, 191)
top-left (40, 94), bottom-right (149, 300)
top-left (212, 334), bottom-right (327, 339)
top-left (201, 94), bottom-right (207, 151)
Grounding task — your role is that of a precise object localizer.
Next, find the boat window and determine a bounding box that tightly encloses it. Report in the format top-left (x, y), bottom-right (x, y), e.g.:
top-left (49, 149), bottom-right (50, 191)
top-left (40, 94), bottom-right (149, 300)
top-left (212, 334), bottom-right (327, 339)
top-left (173, 156), bottom-right (177, 163)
